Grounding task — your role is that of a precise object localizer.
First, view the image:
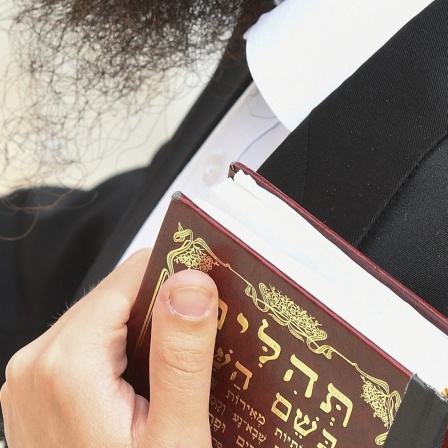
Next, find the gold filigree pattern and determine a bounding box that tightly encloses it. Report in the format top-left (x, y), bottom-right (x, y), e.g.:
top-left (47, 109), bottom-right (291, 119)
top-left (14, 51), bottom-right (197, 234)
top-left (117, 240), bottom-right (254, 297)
top-left (258, 283), bottom-right (328, 346)
top-left (256, 282), bottom-right (401, 442)
top-left (361, 380), bottom-right (400, 427)
top-left (359, 375), bottom-right (402, 445)
top-left (135, 224), bottom-right (403, 446)
top-left (174, 246), bottom-right (218, 272)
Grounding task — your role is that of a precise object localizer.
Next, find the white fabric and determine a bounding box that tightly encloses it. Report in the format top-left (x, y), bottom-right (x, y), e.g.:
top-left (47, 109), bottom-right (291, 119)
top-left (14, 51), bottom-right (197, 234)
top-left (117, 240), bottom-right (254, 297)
top-left (246, 0), bottom-right (434, 130)
top-left (120, 84), bottom-right (289, 261)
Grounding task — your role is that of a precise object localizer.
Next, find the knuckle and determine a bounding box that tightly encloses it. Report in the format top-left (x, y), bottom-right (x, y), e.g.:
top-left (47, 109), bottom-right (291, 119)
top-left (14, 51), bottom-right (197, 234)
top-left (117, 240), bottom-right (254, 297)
top-left (34, 346), bottom-right (59, 381)
top-left (34, 344), bottom-right (76, 399)
top-left (6, 339), bottom-right (73, 394)
top-left (5, 347), bottom-right (32, 386)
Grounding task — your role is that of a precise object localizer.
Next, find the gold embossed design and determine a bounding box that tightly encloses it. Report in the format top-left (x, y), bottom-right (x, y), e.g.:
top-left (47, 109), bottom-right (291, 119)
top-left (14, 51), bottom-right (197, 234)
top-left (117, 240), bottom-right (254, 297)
top-left (171, 222), bottom-right (219, 272)
top-left (255, 283), bottom-right (401, 444)
top-left (174, 243), bottom-right (218, 272)
top-left (258, 284), bottom-right (328, 347)
top-left (169, 223), bottom-right (220, 273)
top-left (361, 376), bottom-right (402, 445)
top-left (131, 224), bottom-right (403, 445)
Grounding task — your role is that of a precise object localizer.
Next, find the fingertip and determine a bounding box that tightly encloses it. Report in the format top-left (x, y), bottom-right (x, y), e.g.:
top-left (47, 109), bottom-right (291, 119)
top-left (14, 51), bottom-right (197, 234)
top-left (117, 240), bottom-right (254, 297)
top-left (146, 270), bottom-right (219, 444)
top-left (166, 269), bottom-right (218, 292)
top-left (159, 270), bottom-right (219, 320)
top-left (149, 269), bottom-right (219, 380)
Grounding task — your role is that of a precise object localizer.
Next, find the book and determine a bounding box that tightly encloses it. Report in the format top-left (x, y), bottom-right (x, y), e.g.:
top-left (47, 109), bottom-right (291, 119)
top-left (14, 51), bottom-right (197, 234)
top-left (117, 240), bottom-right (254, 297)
top-left (125, 163), bottom-right (448, 448)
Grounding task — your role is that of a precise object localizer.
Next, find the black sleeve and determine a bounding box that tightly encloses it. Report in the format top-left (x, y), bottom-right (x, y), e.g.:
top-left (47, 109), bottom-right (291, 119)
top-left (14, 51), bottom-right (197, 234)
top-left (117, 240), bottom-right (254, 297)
top-left (0, 168), bottom-right (147, 386)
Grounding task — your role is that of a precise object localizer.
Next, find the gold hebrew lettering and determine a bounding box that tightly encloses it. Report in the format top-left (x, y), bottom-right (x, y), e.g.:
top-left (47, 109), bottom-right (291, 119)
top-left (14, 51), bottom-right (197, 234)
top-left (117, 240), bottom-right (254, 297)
top-left (258, 318), bottom-right (282, 367)
top-left (283, 354), bottom-right (318, 398)
top-left (271, 392), bottom-right (292, 422)
top-left (231, 361), bottom-right (253, 391)
top-left (237, 312), bottom-right (249, 333)
top-left (213, 347), bottom-right (232, 370)
top-left (317, 429), bottom-right (337, 448)
top-left (236, 435), bottom-right (245, 447)
top-left (293, 408), bottom-right (318, 437)
top-left (217, 298), bottom-right (228, 330)
top-left (320, 383), bottom-right (353, 427)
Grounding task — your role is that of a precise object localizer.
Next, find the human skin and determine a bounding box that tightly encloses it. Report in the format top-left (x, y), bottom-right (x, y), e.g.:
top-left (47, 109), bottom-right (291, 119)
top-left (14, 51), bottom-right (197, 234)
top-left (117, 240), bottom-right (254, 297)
top-left (0, 249), bottom-right (219, 447)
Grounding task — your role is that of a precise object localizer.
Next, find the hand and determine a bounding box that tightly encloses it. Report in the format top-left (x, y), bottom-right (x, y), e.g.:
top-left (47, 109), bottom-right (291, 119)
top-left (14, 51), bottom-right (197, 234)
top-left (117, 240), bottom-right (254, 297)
top-left (0, 249), bottom-right (219, 447)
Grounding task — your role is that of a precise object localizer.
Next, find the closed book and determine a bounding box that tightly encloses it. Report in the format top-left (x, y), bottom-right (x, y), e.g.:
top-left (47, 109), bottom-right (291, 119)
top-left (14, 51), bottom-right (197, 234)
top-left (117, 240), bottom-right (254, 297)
top-left (125, 163), bottom-right (448, 447)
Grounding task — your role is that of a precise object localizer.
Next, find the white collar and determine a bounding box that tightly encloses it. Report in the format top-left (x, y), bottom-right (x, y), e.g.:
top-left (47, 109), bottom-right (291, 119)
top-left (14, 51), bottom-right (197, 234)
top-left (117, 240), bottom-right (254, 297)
top-left (246, 0), bottom-right (434, 131)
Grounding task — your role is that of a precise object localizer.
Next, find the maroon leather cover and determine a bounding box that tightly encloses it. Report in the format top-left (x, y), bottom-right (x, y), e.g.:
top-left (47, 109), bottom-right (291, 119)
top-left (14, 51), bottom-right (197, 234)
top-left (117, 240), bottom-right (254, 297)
top-left (125, 187), bottom-right (426, 447)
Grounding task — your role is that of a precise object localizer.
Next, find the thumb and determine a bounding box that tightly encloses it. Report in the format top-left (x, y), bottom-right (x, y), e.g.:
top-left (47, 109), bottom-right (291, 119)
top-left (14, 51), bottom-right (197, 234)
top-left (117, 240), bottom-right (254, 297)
top-left (142, 269), bottom-right (218, 448)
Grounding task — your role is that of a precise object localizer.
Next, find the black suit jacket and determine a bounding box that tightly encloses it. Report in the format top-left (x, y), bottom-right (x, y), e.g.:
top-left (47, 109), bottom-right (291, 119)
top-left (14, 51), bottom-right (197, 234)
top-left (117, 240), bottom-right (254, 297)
top-left (1, 0), bottom-right (447, 388)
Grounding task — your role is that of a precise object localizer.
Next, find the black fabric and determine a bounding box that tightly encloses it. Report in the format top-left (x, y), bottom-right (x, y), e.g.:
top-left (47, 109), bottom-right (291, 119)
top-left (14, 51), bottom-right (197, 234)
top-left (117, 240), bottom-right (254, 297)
top-left (0, 169), bottom-right (147, 387)
top-left (260, 0), bottom-right (448, 316)
top-left (360, 138), bottom-right (448, 316)
top-left (258, 117), bottom-right (309, 205)
top-left (384, 375), bottom-right (448, 448)
top-left (260, 0), bottom-right (448, 246)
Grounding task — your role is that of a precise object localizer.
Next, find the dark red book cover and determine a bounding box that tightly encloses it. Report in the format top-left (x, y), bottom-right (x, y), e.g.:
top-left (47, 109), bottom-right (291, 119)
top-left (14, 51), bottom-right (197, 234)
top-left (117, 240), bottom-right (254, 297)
top-left (125, 165), bottom-right (447, 447)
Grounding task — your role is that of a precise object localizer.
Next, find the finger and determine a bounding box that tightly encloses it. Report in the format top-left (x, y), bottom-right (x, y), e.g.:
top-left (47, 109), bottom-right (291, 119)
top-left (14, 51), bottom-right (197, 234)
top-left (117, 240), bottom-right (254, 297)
top-left (144, 269), bottom-right (218, 447)
top-left (49, 248), bottom-right (151, 341)
top-left (9, 249), bottom-right (151, 375)
top-left (72, 248), bottom-right (152, 321)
